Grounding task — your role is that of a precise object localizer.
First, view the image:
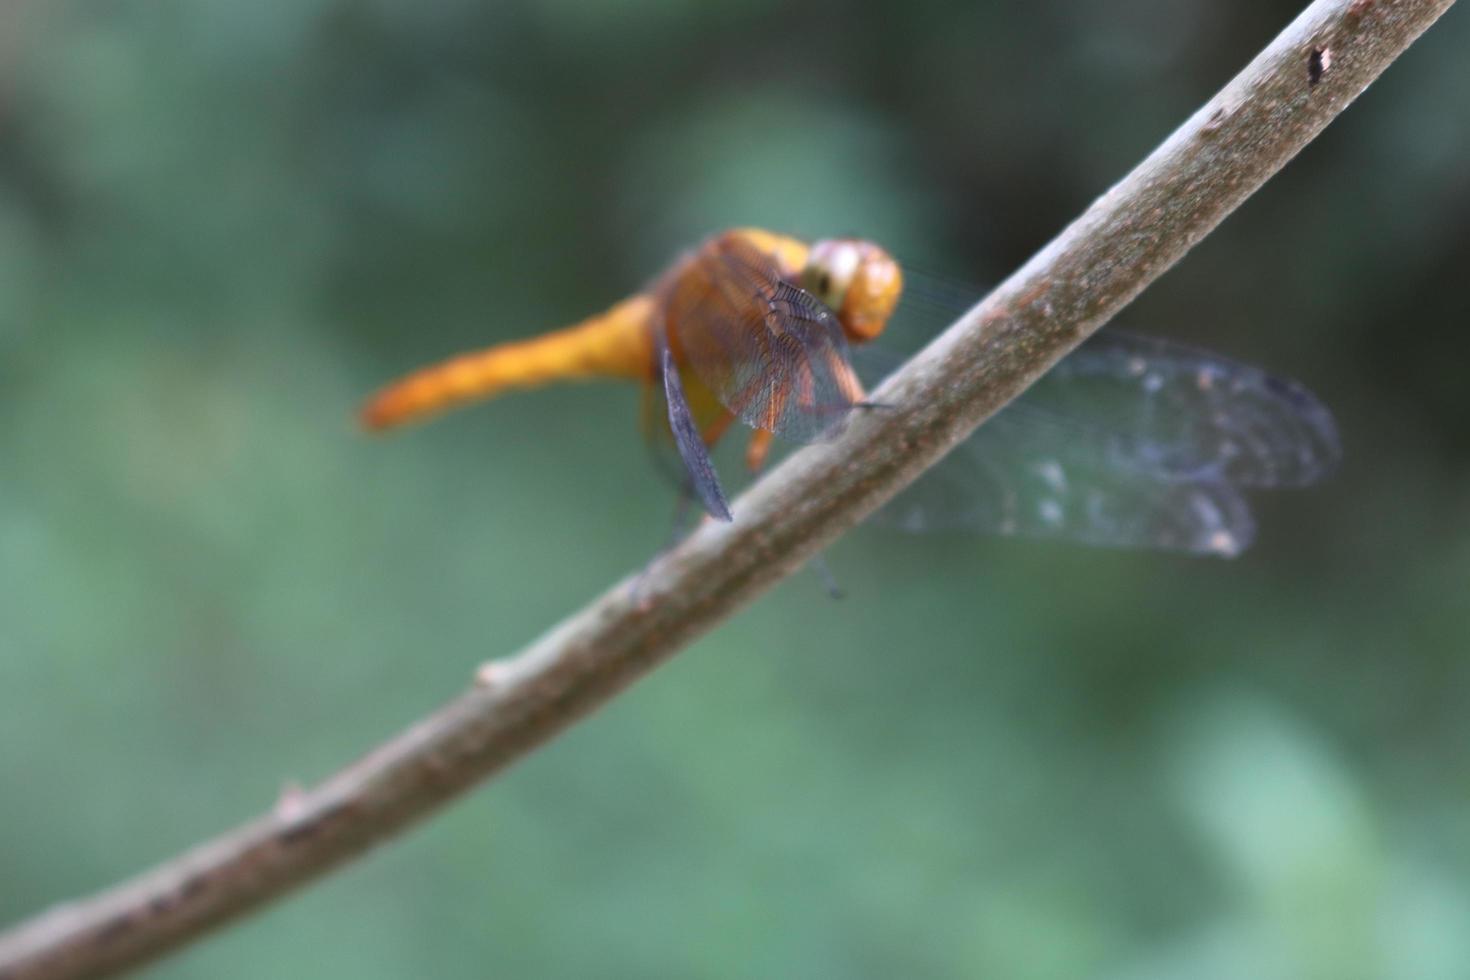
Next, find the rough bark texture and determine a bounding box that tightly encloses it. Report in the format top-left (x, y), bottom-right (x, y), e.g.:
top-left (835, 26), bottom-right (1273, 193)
top-left (0, 1), bottom-right (1456, 977)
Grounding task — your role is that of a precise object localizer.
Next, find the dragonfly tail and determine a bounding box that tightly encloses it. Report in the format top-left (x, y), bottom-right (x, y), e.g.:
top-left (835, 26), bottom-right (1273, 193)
top-left (360, 295), bottom-right (657, 431)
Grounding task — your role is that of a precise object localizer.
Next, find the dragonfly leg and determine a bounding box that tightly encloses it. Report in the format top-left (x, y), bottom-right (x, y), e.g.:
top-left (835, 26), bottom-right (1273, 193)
top-left (746, 429), bottom-right (775, 471)
top-left (809, 552), bottom-right (845, 600)
top-left (702, 409), bottom-right (737, 447)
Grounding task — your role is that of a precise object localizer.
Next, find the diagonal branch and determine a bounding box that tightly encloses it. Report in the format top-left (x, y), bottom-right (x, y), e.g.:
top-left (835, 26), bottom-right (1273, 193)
top-left (0, 1), bottom-right (1456, 977)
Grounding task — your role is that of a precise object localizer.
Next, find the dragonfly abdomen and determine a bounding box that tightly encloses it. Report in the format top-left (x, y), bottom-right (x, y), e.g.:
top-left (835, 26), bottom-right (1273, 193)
top-left (361, 294), bottom-right (657, 430)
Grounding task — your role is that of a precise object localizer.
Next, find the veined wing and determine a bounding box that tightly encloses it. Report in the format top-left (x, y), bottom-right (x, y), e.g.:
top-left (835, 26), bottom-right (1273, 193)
top-left (860, 331), bottom-right (1340, 556)
top-left (662, 234), bottom-right (863, 442)
top-left (877, 400), bottom-right (1258, 555)
top-left (1022, 331), bottom-right (1340, 489)
top-left (656, 339), bottom-right (732, 522)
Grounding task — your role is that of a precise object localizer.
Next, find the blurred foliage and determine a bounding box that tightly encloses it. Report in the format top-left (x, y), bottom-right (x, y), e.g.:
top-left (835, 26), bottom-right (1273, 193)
top-left (2, 1), bottom-right (1469, 978)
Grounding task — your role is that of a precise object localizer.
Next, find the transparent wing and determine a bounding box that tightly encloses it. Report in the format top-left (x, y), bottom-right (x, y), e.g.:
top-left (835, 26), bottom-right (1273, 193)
top-left (640, 340), bottom-right (729, 494)
top-left (876, 401), bottom-right (1257, 556)
top-left (663, 235), bottom-right (863, 442)
top-left (858, 330), bottom-right (1339, 556)
top-left (657, 341), bottom-right (731, 521)
top-left (1024, 332), bottom-right (1340, 488)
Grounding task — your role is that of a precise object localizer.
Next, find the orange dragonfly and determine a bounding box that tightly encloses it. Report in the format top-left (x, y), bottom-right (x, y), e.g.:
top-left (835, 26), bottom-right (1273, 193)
top-left (361, 228), bottom-right (1339, 555)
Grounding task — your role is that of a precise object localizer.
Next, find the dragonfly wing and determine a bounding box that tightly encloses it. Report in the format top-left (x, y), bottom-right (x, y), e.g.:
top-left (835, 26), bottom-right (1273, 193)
top-left (640, 373), bottom-right (694, 493)
top-left (659, 342), bottom-right (732, 522)
top-left (664, 235), bottom-right (863, 443)
top-left (1018, 331), bottom-right (1341, 488)
top-left (854, 328), bottom-right (1337, 555)
top-left (874, 405), bottom-right (1255, 555)
top-left (641, 338), bottom-right (732, 491)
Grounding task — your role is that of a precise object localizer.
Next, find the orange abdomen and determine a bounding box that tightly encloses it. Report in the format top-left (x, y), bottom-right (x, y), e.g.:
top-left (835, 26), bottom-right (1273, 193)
top-left (361, 294), bottom-right (657, 431)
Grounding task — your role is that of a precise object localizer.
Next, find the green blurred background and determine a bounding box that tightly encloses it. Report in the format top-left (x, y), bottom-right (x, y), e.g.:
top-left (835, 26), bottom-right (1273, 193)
top-left (2, 1), bottom-right (1469, 977)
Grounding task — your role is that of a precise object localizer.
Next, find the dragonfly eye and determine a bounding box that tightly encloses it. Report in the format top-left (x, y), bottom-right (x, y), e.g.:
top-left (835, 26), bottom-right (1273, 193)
top-left (802, 240), bottom-right (858, 312)
top-left (806, 238), bottom-right (903, 344)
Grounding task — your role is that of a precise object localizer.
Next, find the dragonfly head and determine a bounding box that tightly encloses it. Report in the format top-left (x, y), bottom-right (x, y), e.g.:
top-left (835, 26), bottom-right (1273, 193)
top-left (802, 238), bottom-right (903, 344)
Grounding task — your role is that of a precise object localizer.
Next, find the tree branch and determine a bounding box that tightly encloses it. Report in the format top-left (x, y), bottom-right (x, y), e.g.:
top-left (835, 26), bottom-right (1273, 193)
top-left (0, 1), bottom-right (1455, 977)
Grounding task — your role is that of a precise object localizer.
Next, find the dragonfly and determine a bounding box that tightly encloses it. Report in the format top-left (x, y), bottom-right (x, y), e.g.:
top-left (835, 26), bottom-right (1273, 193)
top-left (361, 228), bottom-right (1339, 557)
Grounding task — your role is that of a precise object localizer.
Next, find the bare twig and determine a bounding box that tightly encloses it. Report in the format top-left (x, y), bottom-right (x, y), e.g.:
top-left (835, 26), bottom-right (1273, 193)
top-left (0, 1), bottom-right (1456, 977)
